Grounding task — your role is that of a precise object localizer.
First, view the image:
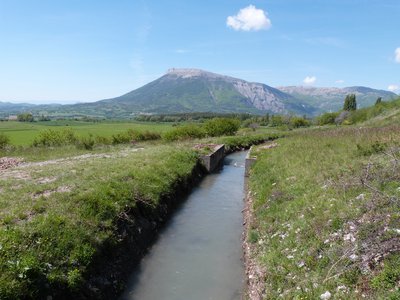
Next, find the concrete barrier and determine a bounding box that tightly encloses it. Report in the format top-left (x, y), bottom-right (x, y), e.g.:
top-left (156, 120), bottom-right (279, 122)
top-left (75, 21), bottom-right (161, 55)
top-left (199, 144), bottom-right (225, 172)
top-left (245, 146), bottom-right (257, 177)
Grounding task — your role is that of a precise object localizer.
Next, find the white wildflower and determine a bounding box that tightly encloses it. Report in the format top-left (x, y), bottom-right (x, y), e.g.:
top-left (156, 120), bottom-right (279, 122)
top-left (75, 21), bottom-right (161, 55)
top-left (349, 254), bottom-right (358, 261)
top-left (337, 285), bottom-right (348, 292)
top-left (320, 291), bottom-right (332, 299)
top-left (297, 261), bottom-right (305, 268)
top-left (343, 233), bottom-right (356, 242)
top-left (355, 194), bottom-right (365, 200)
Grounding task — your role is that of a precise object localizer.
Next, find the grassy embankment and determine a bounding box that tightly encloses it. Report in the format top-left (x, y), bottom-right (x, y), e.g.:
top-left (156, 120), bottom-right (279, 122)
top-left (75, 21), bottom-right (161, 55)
top-left (0, 144), bottom-right (201, 298)
top-left (247, 125), bottom-right (400, 299)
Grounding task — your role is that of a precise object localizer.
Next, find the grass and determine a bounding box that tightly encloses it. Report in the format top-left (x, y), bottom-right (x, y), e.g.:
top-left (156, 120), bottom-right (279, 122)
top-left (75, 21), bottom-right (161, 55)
top-left (247, 125), bottom-right (400, 299)
top-left (0, 144), bottom-right (199, 298)
top-left (0, 120), bottom-right (172, 146)
top-left (0, 123), bottom-right (283, 298)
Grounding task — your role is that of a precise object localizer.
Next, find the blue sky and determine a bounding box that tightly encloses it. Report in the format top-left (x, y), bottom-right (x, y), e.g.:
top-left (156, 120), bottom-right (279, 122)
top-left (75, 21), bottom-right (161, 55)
top-left (0, 0), bottom-right (399, 104)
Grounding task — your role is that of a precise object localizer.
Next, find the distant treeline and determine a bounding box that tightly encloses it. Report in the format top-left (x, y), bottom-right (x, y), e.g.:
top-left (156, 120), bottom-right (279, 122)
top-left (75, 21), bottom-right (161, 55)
top-left (133, 112), bottom-right (257, 122)
top-left (134, 112), bottom-right (312, 129)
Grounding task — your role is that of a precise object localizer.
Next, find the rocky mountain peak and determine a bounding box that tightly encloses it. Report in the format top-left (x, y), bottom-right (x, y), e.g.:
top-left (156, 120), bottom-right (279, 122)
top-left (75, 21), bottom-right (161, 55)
top-left (166, 68), bottom-right (231, 80)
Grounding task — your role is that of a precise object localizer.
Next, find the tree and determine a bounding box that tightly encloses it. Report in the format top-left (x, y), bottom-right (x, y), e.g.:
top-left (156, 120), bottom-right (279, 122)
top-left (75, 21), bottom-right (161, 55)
top-left (270, 115), bottom-right (284, 127)
top-left (375, 97), bottom-right (382, 105)
top-left (343, 94), bottom-right (357, 111)
top-left (204, 118), bottom-right (241, 137)
top-left (17, 113), bottom-right (34, 122)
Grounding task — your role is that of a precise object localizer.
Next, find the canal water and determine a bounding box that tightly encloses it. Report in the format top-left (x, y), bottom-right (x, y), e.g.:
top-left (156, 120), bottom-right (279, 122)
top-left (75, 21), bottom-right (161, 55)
top-left (121, 151), bottom-right (247, 300)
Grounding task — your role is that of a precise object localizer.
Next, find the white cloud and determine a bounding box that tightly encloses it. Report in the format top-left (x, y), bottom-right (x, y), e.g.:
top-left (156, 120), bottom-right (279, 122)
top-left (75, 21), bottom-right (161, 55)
top-left (303, 76), bottom-right (317, 85)
top-left (227, 5), bottom-right (271, 31)
top-left (395, 48), bottom-right (400, 63)
top-left (388, 84), bottom-right (399, 92)
top-left (335, 79), bottom-right (345, 84)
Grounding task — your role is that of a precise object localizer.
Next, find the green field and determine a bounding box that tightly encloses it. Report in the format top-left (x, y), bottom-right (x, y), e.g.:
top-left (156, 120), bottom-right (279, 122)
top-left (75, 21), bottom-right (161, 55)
top-left (0, 120), bottom-right (173, 146)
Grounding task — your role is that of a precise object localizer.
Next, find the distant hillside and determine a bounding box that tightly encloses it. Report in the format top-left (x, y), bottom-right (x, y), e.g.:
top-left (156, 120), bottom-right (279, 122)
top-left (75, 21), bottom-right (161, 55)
top-left (278, 86), bottom-right (397, 113)
top-left (0, 102), bottom-right (36, 117)
top-left (1, 69), bottom-right (397, 118)
top-left (61, 68), bottom-right (314, 118)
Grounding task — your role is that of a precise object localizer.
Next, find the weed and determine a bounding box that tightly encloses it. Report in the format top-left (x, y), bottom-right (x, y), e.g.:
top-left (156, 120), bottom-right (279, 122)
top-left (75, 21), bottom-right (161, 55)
top-left (0, 133), bottom-right (10, 149)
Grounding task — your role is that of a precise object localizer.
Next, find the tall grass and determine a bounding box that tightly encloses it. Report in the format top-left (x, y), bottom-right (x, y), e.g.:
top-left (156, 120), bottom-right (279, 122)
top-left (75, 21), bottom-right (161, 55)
top-left (248, 125), bottom-right (400, 299)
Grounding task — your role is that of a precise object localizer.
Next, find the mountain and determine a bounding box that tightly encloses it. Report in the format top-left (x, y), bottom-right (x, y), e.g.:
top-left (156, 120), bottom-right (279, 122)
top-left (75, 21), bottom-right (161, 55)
top-left (0, 102), bottom-right (37, 117)
top-left (1, 69), bottom-right (397, 118)
top-left (63, 68), bottom-right (314, 118)
top-left (278, 86), bottom-right (397, 113)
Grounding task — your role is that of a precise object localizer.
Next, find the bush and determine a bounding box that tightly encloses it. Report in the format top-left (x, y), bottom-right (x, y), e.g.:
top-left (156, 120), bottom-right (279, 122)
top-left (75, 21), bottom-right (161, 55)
top-left (335, 111), bottom-right (350, 125)
top-left (111, 132), bottom-right (131, 145)
top-left (316, 112), bottom-right (340, 125)
top-left (290, 117), bottom-right (310, 128)
top-left (94, 135), bottom-right (112, 145)
top-left (111, 129), bottom-right (161, 145)
top-left (0, 133), bottom-right (10, 149)
top-left (76, 135), bottom-right (95, 150)
top-left (163, 124), bottom-right (206, 141)
top-left (204, 118), bottom-right (240, 137)
top-left (270, 115), bottom-right (284, 127)
top-left (32, 129), bottom-right (77, 147)
top-left (127, 129), bottom-right (161, 142)
top-left (17, 113), bottom-right (34, 122)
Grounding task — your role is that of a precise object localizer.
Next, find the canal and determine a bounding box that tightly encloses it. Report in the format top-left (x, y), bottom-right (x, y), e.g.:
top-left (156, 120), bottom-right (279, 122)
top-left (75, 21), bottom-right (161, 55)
top-left (121, 151), bottom-right (247, 300)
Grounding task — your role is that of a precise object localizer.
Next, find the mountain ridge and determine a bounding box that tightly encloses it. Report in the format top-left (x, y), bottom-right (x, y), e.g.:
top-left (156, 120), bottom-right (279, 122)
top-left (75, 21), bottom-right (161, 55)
top-left (0, 68), bottom-right (397, 118)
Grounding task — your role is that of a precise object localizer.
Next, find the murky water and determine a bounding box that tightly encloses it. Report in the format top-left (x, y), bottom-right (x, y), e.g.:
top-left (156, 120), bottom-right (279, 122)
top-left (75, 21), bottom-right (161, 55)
top-left (121, 151), bottom-right (247, 300)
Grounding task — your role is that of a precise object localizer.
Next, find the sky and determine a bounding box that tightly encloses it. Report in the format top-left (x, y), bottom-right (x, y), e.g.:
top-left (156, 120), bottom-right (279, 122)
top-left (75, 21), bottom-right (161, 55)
top-left (0, 0), bottom-right (399, 104)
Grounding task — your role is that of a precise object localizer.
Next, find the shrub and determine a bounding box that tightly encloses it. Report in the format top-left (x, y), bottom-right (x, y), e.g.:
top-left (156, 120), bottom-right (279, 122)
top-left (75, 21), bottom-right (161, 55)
top-left (127, 129), bottom-right (161, 141)
top-left (111, 129), bottom-right (161, 145)
top-left (356, 141), bottom-right (387, 156)
top-left (290, 117), bottom-right (310, 128)
top-left (32, 129), bottom-right (77, 147)
top-left (17, 113), bottom-right (34, 122)
top-left (76, 135), bottom-right (95, 150)
top-left (94, 135), bottom-right (112, 145)
top-left (204, 118), bottom-right (240, 137)
top-left (371, 255), bottom-right (400, 290)
top-left (316, 112), bottom-right (340, 125)
top-left (0, 133), bottom-right (10, 149)
top-left (111, 132), bottom-right (131, 145)
top-left (335, 111), bottom-right (350, 125)
top-left (163, 124), bottom-right (206, 141)
top-left (270, 115), bottom-right (284, 127)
